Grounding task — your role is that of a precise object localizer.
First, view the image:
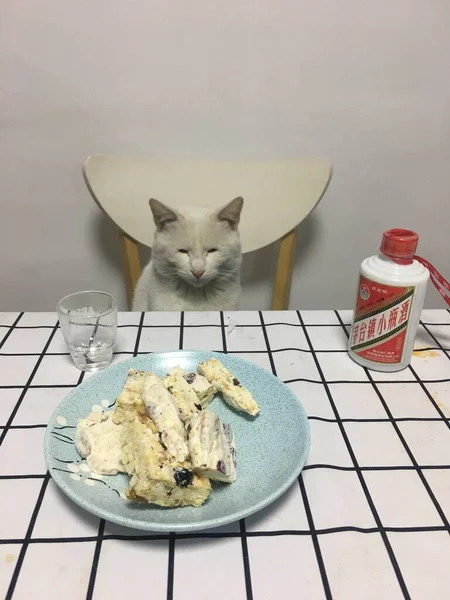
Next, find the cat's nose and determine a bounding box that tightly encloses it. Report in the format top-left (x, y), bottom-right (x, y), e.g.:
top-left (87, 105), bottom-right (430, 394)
top-left (191, 269), bottom-right (205, 280)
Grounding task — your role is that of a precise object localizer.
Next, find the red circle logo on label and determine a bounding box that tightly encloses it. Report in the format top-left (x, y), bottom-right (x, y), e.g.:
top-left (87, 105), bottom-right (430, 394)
top-left (359, 284), bottom-right (370, 301)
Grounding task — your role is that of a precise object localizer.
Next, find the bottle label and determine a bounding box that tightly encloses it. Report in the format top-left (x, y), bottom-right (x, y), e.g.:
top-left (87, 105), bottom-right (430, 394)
top-left (350, 275), bottom-right (415, 364)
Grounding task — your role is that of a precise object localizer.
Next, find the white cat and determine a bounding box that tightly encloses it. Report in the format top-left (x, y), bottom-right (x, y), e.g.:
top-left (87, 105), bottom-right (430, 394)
top-left (132, 197), bottom-right (243, 311)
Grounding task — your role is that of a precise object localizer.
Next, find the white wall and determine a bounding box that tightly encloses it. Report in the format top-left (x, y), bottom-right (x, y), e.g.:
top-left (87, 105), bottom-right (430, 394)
top-left (1, 0), bottom-right (449, 311)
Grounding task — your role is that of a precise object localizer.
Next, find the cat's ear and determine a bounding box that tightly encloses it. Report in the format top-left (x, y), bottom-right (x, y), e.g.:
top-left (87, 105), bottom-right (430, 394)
top-left (149, 198), bottom-right (178, 230)
top-left (217, 197), bottom-right (244, 231)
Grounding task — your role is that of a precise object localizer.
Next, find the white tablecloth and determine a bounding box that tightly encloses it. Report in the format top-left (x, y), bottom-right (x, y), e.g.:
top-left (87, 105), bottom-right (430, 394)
top-left (1, 309), bottom-right (450, 600)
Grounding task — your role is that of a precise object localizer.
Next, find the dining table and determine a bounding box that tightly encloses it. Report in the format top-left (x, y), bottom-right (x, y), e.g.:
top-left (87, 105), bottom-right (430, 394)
top-left (1, 308), bottom-right (450, 600)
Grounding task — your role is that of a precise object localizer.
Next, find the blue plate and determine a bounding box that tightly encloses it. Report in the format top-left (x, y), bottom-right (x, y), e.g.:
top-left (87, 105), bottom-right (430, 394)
top-left (44, 351), bottom-right (310, 532)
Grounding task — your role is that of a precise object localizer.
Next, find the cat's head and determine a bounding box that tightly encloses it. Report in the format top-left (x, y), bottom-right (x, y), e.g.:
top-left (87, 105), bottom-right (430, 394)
top-left (149, 197), bottom-right (243, 287)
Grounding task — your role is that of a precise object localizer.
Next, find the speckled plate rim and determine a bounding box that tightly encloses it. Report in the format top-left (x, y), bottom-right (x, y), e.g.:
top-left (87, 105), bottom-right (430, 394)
top-left (44, 351), bottom-right (310, 532)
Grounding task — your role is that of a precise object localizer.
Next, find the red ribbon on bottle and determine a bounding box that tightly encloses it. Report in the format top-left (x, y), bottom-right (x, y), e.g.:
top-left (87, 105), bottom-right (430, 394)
top-left (414, 256), bottom-right (450, 307)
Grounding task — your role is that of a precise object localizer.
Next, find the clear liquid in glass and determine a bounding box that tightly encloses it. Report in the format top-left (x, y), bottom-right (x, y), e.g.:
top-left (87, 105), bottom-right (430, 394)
top-left (68, 340), bottom-right (114, 372)
top-left (57, 291), bottom-right (117, 373)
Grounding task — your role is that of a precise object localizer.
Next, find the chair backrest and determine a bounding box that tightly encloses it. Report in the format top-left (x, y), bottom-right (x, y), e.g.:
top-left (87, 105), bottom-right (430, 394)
top-left (83, 155), bottom-right (332, 309)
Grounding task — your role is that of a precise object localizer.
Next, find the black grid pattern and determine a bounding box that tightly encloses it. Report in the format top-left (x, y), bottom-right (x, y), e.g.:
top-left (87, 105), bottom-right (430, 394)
top-left (1, 309), bottom-right (450, 599)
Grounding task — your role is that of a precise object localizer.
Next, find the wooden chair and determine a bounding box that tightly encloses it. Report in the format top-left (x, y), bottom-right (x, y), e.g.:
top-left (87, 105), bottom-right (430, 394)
top-left (83, 155), bottom-right (332, 310)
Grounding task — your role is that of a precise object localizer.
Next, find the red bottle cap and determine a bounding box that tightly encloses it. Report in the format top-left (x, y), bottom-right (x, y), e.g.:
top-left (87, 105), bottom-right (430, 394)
top-left (380, 229), bottom-right (419, 263)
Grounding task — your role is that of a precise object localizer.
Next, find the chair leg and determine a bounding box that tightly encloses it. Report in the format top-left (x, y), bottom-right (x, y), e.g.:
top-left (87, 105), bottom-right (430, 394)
top-left (271, 229), bottom-right (297, 310)
top-left (119, 230), bottom-right (141, 310)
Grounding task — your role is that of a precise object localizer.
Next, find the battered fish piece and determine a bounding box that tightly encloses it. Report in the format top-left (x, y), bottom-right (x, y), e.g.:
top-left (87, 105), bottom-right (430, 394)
top-left (122, 419), bottom-right (211, 507)
top-left (166, 367), bottom-right (216, 407)
top-left (188, 410), bottom-right (237, 483)
top-left (112, 369), bottom-right (156, 433)
top-left (163, 369), bottom-right (202, 422)
top-left (75, 410), bottom-right (123, 475)
top-left (198, 358), bottom-right (260, 416)
top-left (141, 372), bottom-right (189, 462)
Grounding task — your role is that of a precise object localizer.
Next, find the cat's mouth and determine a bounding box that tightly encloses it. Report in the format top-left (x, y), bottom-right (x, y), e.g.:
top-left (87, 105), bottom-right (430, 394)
top-left (188, 276), bottom-right (209, 288)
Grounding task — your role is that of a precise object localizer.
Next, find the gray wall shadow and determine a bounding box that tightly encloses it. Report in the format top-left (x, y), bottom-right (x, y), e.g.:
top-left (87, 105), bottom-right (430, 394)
top-left (294, 211), bottom-right (320, 267)
top-left (241, 243), bottom-right (277, 289)
top-left (92, 210), bottom-right (152, 275)
top-left (240, 211), bottom-right (320, 309)
top-left (92, 211), bottom-right (123, 277)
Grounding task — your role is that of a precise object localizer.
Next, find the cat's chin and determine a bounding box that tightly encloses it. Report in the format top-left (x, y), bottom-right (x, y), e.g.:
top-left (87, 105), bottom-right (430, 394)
top-left (186, 277), bottom-right (209, 289)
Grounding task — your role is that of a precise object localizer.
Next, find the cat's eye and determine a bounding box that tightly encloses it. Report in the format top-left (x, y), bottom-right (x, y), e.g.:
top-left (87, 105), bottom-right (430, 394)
top-left (178, 249), bottom-right (189, 254)
top-left (207, 248), bottom-right (218, 254)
